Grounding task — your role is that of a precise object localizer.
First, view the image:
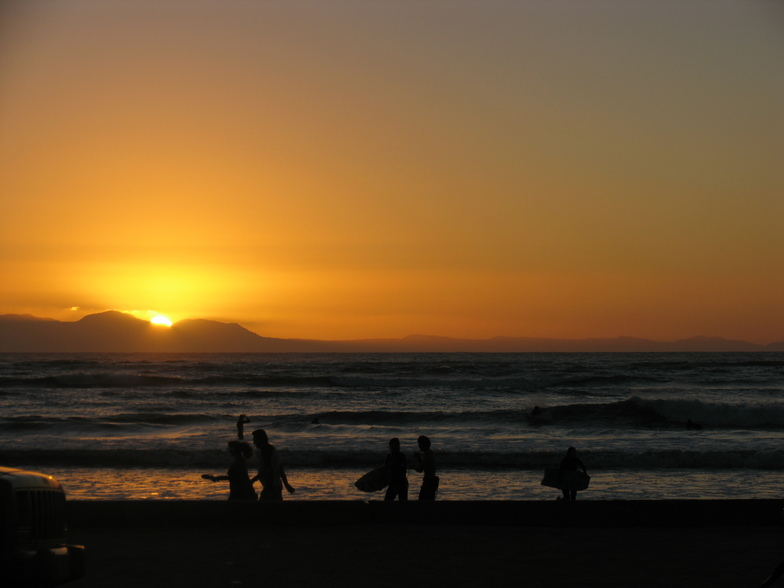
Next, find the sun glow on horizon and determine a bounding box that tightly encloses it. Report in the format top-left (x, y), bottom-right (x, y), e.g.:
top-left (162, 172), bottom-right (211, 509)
top-left (0, 2), bottom-right (781, 345)
top-left (150, 315), bottom-right (173, 327)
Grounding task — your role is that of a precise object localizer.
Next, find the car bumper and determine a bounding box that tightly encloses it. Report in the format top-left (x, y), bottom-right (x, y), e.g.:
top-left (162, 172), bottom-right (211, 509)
top-left (2, 544), bottom-right (85, 587)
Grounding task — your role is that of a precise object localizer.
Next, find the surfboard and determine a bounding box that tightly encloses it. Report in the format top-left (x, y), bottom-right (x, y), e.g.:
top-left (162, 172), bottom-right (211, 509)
top-left (354, 466), bottom-right (390, 492)
top-left (541, 467), bottom-right (590, 491)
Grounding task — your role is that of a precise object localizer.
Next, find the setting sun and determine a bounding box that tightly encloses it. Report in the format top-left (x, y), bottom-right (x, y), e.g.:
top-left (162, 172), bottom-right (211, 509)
top-left (150, 315), bottom-right (173, 327)
top-left (0, 1), bottom-right (781, 345)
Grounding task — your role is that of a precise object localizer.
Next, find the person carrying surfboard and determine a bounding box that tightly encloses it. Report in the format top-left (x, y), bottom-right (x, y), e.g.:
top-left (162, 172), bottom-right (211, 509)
top-left (414, 435), bottom-right (439, 500)
top-left (559, 447), bottom-right (588, 501)
top-left (384, 437), bottom-right (409, 501)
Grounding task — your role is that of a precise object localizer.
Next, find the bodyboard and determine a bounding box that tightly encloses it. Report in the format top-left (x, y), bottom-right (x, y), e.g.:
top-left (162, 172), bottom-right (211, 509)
top-left (354, 466), bottom-right (390, 492)
top-left (541, 467), bottom-right (590, 491)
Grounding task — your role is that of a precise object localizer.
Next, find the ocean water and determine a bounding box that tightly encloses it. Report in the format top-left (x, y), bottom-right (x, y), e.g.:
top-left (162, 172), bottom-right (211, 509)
top-left (1, 352), bottom-right (783, 501)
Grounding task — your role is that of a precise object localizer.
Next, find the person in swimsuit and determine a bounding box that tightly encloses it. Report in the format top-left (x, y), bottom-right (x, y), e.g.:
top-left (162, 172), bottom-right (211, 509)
top-left (250, 429), bottom-right (295, 501)
top-left (414, 435), bottom-right (439, 500)
top-left (559, 446), bottom-right (587, 501)
top-left (202, 441), bottom-right (257, 501)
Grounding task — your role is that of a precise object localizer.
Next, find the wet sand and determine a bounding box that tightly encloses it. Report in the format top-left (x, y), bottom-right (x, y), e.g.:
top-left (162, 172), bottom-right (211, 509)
top-left (65, 500), bottom-right (784, 588)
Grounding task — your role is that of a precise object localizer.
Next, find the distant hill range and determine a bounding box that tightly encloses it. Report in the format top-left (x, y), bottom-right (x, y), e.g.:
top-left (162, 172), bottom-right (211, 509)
top-left (0, 311), bottom-right (782, 353)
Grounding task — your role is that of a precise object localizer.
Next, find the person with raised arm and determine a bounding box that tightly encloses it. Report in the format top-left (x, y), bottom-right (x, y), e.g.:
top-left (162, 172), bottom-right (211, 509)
top-left (202, 441), bottom-right (257, 501)
top-left (236, 414), bottom-right (251, 439)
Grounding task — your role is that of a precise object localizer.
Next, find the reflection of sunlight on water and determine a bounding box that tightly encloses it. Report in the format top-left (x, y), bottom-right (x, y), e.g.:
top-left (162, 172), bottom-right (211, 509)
top-left (26, 466), bottom-right (784, 501)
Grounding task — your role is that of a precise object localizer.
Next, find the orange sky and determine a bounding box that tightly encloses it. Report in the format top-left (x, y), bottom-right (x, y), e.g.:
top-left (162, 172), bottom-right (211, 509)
top-left (1, 0), bottom-right (782, 343)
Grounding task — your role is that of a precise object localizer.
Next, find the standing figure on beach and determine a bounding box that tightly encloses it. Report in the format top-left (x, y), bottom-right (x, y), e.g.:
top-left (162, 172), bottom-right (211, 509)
top-left (251, 429), bottom-right (295, 501)
top-left (202, 441), bottom-right (257, 501)
top-left (559, 446), bottom-right (588, 501)
top-left (384, 437), bottom-right (408, 501)
top-left (414, 435), bottom-right (439, 500)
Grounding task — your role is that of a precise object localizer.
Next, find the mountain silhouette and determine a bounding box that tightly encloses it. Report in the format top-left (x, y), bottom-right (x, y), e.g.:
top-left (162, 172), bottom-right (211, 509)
top-left (0, 311), bottom-right (780, 352)
top-left (0, 311), bottom-right (322, 353)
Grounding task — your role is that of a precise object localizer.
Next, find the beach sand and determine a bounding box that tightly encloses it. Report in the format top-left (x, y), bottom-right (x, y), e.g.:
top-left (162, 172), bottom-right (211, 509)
top-left (65, 501), bottom-right (784, 588)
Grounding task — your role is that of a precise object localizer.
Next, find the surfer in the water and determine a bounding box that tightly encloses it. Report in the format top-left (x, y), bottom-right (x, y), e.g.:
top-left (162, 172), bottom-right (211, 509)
top-left (559, 447), bottom-right (588, 501)
top-left (250, 429), bottom-right (295, 501)
top-left (384, 437), bottom-right (409, 501)
top-left (414, 435), bottom-right (439, 500)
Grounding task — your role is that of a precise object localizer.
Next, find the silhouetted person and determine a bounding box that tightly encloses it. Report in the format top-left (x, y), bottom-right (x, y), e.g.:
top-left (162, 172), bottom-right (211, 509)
top-left (384, 437), bottom-right (408, 501)
top-left (559, 446), bottom-right (587, 501)
top-left (529, 405), bottom-right (544, 425)
top-left (250, 429), bottom-right (295, 501)
top-left (414, 435), bottom-right (439, 500)
top-left (202, 441), bottom-right (257, 501)
top-left (236, 414), bottom-right (250, 439)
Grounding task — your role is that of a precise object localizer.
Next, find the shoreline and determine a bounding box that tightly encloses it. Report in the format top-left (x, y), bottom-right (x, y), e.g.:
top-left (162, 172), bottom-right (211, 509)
top-left (30, 465), bottom-right (784, 501)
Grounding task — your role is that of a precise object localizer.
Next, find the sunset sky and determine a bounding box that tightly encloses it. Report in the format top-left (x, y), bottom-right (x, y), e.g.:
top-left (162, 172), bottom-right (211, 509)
top-left (1, 0), bottom-right (782, 343)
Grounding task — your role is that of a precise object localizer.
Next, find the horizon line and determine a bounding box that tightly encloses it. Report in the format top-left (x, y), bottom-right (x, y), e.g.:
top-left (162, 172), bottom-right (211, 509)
top-left (2, 309), bottom-right (781, 347)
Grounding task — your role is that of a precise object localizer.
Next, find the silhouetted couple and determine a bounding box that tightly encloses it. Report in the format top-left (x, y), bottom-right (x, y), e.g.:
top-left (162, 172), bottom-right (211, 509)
top-left (384, 435), bottom-right (439, 501)
top-left (204, 420), bottom-right (294, 501)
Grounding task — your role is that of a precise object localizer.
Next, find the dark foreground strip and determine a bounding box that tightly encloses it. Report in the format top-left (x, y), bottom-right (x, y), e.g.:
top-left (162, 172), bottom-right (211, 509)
top-left (66, 499), bottom-right (784, 529)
